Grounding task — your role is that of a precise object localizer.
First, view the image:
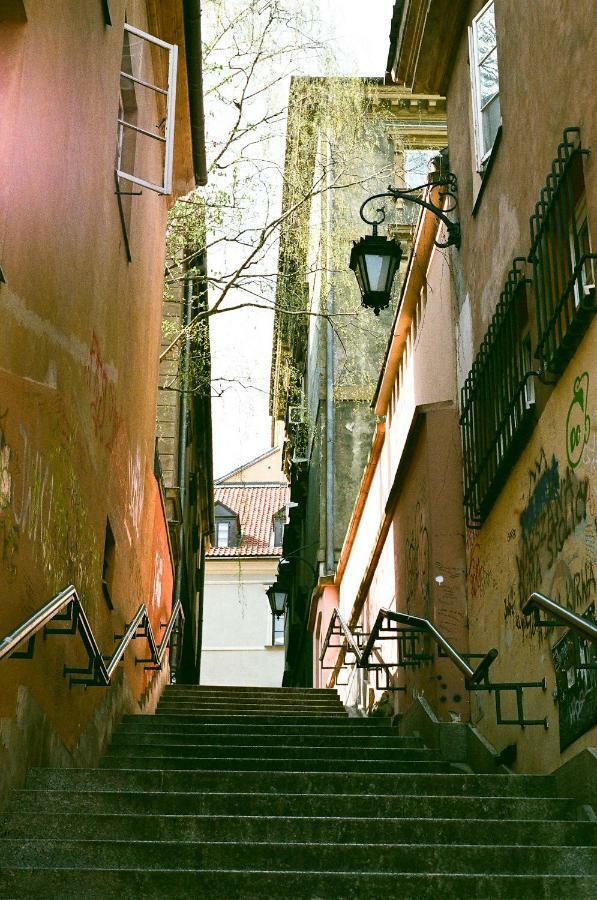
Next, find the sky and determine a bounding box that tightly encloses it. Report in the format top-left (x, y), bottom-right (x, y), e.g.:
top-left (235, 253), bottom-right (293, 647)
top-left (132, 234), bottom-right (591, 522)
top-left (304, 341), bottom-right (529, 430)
top-left (210, 0), bottom-right (396, 480)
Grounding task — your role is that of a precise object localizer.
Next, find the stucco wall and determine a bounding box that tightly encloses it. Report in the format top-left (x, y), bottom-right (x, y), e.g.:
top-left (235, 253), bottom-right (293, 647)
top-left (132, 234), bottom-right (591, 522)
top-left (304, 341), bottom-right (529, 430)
top-left (0, 0), bottom-right (182, 806)
top-left (445, 0), bottom-right (596, 770)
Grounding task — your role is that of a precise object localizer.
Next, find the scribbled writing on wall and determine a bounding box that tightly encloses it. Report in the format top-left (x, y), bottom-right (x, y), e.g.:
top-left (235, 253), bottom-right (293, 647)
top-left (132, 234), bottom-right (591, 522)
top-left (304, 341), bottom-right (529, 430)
top-left (551, 604), bottom-right (597, 750)
top-left (152, 551), bottom-right (164, 611)
top-left (85, 332), bottom-right (122, 452)
top-left (128, 448), bottom-right (144, 537)
top-left (0, 411), bottom-right (98, 593)
top-left (404, 501), bottom-right (430, 617)
top-left (503, 448), bottom-right (595, 638)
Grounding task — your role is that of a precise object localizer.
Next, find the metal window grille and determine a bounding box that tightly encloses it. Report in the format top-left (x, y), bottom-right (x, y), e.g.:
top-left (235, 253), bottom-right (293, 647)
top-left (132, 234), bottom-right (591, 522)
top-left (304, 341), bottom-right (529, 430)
top-left (530, 127), bottom-right (596, 374)
top-left (461, 259), bottom-right (535, 527)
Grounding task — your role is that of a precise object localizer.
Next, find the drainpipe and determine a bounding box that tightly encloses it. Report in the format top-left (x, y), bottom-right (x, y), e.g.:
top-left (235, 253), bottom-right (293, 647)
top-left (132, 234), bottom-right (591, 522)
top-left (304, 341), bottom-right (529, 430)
top-left (183, 0), bottom-right (208, 186)
top-left (325, 136), bottom-right (335, 575)
top-left (171, 266), bottom-right (193, 682)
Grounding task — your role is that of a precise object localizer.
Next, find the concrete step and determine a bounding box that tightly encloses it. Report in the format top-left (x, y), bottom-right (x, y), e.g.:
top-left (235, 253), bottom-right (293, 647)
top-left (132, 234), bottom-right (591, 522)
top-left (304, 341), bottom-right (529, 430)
top-left (99, 754), bottom-right (453, 774)
top-left (2, 838), bottom-right (595, 874)
top-left (3, 812), bottom-right (594, 847)
top-left (25, 768), bottom-right (560, 798)
top-left (110, 730), bottom-right (422, 749)
top-left (119, 716), bottom-right (395, 735)
top-left (10, 789), bottom-right (579, 821)
top-left (162, 690), bottom-right (343, 704)
top-left (105, 741), bottom-right (438, 761)
top-left (1, 867), bottom-right (594, 899)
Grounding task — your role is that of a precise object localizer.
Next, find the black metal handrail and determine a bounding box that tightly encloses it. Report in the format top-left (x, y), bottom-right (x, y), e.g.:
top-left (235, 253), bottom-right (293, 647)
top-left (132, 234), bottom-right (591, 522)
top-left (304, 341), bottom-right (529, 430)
top-left (523, 591), bottom-right (597, 642)
top-left (0, 584), bottom-right (184, 686)
top-left (360, 609), bottom-right (498, 687)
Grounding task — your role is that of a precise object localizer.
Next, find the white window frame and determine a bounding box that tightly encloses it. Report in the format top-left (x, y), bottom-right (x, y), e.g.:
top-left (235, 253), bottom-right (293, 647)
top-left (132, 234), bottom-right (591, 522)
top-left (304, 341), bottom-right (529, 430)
top-left (469, 0), bottom-right (501, 171)
top-left (570, 197), bottom-right (595, 307)
top-left (216, 521), bottom-right (229, 548)
top-left (116, 23), bottom-right (178, 196)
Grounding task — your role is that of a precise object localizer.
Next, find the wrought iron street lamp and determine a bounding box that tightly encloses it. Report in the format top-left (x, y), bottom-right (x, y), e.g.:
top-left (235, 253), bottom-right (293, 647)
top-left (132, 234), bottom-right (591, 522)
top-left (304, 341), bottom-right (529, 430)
top-left (266, 584), bottom-right (288, 618)
top-left (350, 174), bottom-right (460, 315)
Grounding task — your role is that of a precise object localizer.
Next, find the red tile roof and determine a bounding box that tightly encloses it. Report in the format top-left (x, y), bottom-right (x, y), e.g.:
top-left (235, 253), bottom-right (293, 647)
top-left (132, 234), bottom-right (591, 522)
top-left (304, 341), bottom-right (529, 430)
top-left (208, 483), bottom-right (289, 558)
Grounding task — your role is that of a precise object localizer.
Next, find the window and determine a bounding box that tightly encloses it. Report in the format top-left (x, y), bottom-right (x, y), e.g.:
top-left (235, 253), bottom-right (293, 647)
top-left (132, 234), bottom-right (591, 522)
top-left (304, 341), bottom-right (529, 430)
top-left (460, 260), bottom-right (536, 527)
top-left (272, 611), bottom-right (285, 646)
top-left (116, 23), bottom-right (178, 196)
top-left (216, 521), bottom-right (229, 548)
top-left (101, 518), bottom-right (116, 609)
top-left (530, 128), bottom-right (596, 374)
top-left (272, 507), bottom-right (286, 548)
top-left (469, 1), bottom-right (501, 170)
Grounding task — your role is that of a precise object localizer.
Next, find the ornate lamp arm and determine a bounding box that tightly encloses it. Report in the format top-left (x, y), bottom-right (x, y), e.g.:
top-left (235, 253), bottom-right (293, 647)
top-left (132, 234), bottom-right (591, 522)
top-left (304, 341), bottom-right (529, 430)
top-left (359, 175), bottom-right (461, 249)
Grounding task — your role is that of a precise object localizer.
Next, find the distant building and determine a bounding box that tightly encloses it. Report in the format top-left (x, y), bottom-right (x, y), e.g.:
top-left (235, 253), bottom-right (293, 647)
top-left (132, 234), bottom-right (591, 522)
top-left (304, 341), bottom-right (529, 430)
top-left (202, 448), bottom-right (289, 686)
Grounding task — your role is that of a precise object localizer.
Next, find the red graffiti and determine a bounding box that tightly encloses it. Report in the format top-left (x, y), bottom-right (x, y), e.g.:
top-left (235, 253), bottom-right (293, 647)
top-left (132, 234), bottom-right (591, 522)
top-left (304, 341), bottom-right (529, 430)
top-left (85, 333), bottom-right (122, 452)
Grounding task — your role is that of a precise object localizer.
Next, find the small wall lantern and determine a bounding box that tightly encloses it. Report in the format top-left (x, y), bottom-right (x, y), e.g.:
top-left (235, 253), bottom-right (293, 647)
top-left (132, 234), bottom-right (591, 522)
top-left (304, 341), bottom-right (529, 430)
top-left (266, 584), bottom-right (288, 618)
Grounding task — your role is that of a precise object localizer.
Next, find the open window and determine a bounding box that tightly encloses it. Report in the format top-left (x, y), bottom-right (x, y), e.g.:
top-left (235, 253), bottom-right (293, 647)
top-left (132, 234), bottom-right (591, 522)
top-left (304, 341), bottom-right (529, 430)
top-left (469, 1), bottom-right (501, 171)
top-left (116, 23), bottom-right (178, 197)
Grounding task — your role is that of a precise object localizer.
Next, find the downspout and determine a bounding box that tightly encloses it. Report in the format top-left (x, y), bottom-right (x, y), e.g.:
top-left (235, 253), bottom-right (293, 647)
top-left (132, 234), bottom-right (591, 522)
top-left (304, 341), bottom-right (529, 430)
top-left (171, 266), bottom-right (193, 682)
top-left (325, 137), bottom-right (335, 575)
top-left (183, 0), bottom-right (208, 186)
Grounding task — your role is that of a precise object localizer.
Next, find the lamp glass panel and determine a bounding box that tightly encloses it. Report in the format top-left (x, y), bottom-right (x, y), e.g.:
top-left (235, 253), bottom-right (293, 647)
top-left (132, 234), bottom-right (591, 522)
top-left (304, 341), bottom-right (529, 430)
top-left (272, 591), bottom-right (286, 614)
top-left (364, 253), bottom-right (391, 293)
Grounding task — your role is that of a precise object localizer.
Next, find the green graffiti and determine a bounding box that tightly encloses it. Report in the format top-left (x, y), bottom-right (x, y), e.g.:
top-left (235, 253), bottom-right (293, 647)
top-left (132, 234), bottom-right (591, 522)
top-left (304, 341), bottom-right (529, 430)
top-left (566, 372), bottom-right (591, 469)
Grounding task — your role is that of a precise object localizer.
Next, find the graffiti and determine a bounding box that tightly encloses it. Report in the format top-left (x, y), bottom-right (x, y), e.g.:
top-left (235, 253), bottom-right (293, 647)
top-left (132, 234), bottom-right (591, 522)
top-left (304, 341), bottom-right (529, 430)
top-left (152, 551), bottom-right (164, 611)
top-left (516, 451), bottom-right (589, 608)
top-left (404, 501), bottom-right (430, 617)
top-left (507, 528), bottom-right (516, 542)
top-left (12, 424), bottom-right (54, 550)
top-left (503, 586), bottom-right (539, 639)
top-left (85, 332), bottom-right (122, 452)
top-left (468, 540), bottom-right (492, 604)
top-left (550, 559), bottom-right (596, 615)
top-left (552, 607), bottom-right (597, 750)
top-left (0, 416), bottom-right (19, 575)
top-left (566, 372), bottom-right (591, 469)
top-left (128, 448), bottom-right (144, 536)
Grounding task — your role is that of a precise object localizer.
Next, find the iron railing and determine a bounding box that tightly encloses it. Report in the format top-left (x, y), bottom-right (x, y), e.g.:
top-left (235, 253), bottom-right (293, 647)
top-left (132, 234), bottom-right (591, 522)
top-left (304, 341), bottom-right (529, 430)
top-left (0, 584), bottom-right (184, 686)
top-left (460, 259), bottom-right (536, 527)
top-left (322, 606), bottom-right (548, 727)
top-left (529, 127), bottom-right (596, 374)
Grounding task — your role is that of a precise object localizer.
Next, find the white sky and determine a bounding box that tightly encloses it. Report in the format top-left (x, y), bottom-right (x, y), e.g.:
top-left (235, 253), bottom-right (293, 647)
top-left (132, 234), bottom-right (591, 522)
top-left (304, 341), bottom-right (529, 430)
top-left (210, 0), bottom-right (396, 479)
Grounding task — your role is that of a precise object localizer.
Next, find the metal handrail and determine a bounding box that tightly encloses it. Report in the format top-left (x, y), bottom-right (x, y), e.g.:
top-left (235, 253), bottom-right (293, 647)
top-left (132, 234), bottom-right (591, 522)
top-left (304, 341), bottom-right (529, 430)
top-left (0, 584), bottom-right (185, 686)
top-left (523, 591), bottom-right (597, 642)
top-left (320, 606), bottom-right (497, 688)
top-left (361, 609), bottom-right (498, 686)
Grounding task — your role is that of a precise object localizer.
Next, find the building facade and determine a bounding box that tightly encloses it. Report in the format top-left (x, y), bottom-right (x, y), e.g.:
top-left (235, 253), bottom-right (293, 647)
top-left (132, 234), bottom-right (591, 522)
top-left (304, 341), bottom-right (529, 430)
top-left (202, 448), bottom-right (288, 687)
top-left (270, 76), bottom-right (447, 685)
top-left (312, 0), bottom-right (596, 775)
top-left (0, 0), bottom-right (206, 807)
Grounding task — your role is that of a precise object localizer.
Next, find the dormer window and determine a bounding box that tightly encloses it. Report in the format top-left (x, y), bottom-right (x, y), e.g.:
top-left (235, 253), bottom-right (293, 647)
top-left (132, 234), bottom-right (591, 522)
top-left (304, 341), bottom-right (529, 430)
top-left (272, 506), bottom-right (286, 548)
top-left (213, 501), bottom-right (240, 549)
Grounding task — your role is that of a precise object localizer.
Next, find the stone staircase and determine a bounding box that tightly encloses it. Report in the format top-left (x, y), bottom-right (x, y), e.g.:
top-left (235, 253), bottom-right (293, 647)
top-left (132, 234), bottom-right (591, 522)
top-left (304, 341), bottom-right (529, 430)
top-left (1, 685), bottom-right (595, 897)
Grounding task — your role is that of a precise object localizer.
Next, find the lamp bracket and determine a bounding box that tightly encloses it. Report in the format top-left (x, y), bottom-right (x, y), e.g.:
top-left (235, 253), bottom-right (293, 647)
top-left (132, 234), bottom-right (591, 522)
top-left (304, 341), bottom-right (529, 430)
top-left (359, 174), bottom-right (461, 249)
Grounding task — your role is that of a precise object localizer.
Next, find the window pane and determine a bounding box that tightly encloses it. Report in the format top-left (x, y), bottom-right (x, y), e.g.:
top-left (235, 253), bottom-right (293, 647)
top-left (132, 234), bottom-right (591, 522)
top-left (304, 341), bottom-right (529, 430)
top-left (216, 522), bottom-right (229, 547)
top-left (481, 93), bottom-right (501, 157)
top-left (476, 3), bottom-right (496, 60)
top-left (273, 613), bottom-right (285, 645)
top-left (479, 48), bottom-right (499, 107)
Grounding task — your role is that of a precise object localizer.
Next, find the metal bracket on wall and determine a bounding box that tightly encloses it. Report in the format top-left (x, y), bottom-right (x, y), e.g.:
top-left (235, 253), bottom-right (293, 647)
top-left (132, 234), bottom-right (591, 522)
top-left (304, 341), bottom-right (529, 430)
top-left (469, 679), bottom-right (549, 729)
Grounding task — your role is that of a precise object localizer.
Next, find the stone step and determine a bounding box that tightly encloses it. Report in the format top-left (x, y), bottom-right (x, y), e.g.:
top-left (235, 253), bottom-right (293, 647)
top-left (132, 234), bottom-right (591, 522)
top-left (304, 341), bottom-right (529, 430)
top-left (1, 839), bottom-right (595, 874)
top-left (3, 812), bottom-right (594, 847)
top-left (155, 705), bottom-right (348, 717)
top-left (150, 713), bottom-right (385, 726)
top-left (162, 690), bottom-right (343, 704)
top-left (110, 730), bottom-right (422, 749)
top-left (168, 685), bottom-right (338, 696)
top-left (119, 716), bottom-right (394, 735)
top-left (1, 868), bottom-right (594, 899)
top-left (99, 754), bottom-right (453, 774)
top-left (25, 768), bottom-right (560, 798)
top-left (9, 789), bottom-right (582, 821)
top-left (105, 741), bottom-right (438, 761)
